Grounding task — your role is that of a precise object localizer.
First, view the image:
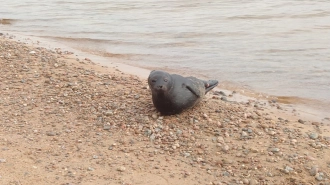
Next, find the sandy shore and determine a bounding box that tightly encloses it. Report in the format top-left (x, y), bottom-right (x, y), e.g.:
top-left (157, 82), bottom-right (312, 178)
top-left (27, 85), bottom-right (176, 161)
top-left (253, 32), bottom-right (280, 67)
top-left (1, 34), bottom-right (330, 185)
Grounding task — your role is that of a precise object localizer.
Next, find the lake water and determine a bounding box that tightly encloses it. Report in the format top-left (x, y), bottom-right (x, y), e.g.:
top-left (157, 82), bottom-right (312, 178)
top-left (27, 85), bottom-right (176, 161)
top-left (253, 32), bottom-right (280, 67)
top-left (1, 0), bottom-right (330, 111)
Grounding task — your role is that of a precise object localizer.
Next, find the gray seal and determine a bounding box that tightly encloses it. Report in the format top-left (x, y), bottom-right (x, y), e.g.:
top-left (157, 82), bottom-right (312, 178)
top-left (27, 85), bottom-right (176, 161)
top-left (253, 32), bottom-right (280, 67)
top-left (148, 70), bottom-right (218, 115)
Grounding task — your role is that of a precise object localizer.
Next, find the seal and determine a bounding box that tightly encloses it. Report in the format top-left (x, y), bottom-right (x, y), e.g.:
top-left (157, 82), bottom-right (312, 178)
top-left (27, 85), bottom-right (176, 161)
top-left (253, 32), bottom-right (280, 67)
top-left (148, 70), bottom-right (218, 115)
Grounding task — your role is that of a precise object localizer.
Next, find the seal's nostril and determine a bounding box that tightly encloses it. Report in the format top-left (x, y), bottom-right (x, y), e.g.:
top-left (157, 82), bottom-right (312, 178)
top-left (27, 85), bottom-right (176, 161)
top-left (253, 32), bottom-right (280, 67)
top-left (158, 85), bottom-right (163, 89)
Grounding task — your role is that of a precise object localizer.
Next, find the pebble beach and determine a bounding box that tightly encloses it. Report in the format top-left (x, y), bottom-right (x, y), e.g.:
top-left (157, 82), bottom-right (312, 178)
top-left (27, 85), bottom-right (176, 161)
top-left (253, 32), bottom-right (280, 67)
top-left (1, 34), bottom-right (330, 185)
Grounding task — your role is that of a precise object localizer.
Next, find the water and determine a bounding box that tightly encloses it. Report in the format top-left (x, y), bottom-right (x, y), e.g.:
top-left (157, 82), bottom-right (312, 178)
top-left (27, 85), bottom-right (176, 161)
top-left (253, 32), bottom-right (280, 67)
top-left (1, 0), bottom-right (330, 107)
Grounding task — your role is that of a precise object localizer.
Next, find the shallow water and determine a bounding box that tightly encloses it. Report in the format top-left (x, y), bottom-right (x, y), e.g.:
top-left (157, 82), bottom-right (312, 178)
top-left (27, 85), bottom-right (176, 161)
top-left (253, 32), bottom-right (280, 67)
top-left (1, 0), bottom-right (330, 105)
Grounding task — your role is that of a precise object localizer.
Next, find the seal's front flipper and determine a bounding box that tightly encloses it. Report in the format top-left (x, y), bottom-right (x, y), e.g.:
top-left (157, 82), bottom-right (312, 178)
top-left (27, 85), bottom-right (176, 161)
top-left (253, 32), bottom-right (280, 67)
top-left (186, 85), bottom-right (201, 98)
top-left (183, 78), bottom-right (203, 98)
top-left (204, 80), bottom-right (218, 94)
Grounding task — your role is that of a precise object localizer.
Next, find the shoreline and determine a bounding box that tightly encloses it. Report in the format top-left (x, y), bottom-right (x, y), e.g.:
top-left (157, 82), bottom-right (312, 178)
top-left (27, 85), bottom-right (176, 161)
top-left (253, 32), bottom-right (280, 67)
top-left (3, 31), bottom-right (329, 123)
top-left (1, 33), bottom-right (330, 184)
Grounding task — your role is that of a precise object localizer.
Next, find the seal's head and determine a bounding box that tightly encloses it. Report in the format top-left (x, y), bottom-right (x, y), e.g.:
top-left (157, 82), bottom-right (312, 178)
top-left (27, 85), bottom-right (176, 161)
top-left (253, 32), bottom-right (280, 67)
top-left (148, 70), bottom-right (173, 94)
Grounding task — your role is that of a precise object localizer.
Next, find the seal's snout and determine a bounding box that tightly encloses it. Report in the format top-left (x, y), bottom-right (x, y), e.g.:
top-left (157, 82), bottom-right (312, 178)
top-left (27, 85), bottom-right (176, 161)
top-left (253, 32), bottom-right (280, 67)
top-left (155, 84), bottom-right (167, 92)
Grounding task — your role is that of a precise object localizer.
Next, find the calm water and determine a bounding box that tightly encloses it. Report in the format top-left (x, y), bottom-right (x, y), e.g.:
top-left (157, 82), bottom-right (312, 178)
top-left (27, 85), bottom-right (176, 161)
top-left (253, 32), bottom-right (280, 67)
top-left (1, 0), bottom-right (330, 104)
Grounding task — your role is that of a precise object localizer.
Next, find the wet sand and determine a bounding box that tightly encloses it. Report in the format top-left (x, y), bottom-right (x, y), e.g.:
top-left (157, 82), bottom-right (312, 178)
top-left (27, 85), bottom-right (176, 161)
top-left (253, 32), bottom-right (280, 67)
top-left (1, 34), bottom-right (330, 185)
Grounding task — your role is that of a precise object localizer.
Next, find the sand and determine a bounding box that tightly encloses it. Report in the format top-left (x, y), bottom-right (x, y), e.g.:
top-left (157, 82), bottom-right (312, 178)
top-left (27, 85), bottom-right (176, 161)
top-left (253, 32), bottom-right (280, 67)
top-left (1, 34), bottom-right (330, 185)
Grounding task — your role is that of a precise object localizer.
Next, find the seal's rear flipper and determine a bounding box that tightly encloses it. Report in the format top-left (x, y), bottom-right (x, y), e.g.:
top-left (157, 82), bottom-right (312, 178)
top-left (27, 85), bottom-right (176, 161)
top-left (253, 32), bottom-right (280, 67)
top-left (204, 80), bottom-right (218, 94)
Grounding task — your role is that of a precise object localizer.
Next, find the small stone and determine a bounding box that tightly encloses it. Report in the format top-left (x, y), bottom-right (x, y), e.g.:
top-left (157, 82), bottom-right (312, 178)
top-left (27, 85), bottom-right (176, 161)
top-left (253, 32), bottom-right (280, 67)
top-left (150, 134), bottom-right (156, 141)
top-left (203, 113), bottom-right (208, 118)
top-left (46, 131), bottom-right (56, 136)
top-left (269, 148), bottom-right (280, 153)
top-left (310, 166), bottom-right (319, 176)
top-left (145, 129), bottom-right (152, 136)
top-left (41, 57), bottom-right (48, 62)
top-left (87, 167), bottom-right (94, 171)
top-left (241, 131), bottom-right (248, 137)
top-left (103, 125), bottom-right (111, 130)
top-left (183, 153), bottom-right (191, 157)
top-left (315, 172), bottom-right (324, 181)
top-left (221, 97), bottom-right (228, 101)
top-left (222, 145), bottom-right (230, 152)
top-left (290, 139), bottom-right (297, 145)
top-left (222, 171), bottom-right (230, 177)
top-left (215, 91), bottom-right (226, 96)
top-left (298, 119), bottom-right (305, 124)
top-left (0, 159), bottom-right (6, 163)
top-left (152, 114), bottom-right (158, 119)
top-left (269, 131), bottom-right (276, 136)
top-left (250, 148), bottom-right (259, 153)
top-left (104, 111), bottom-right (113, 116)
top-left (242, 179), bottom-right (250, 184)
top-left (309, 133), bottom-right (319, 140)
top-left (117, 166), bottom-right (126, 172)
top-left (312, 122), bottom-right (320, 126)
top-left (284, 166), bottom-right (294, 174)
top-left (249, 179), bottom-right (258, 185)
top-left (217, 136), bottom-right (225, 143)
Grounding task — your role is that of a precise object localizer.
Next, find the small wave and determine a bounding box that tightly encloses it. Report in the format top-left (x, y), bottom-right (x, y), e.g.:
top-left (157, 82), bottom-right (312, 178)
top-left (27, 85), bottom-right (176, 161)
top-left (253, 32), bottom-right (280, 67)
top-left (151, 41), bottom-right (198, 48)
top-left (260, 48), bottom-right (327, 53)
top-left (81, 49), bottom-right (133, 59)
top-left (289, 11), bottom-right (330, 18)
top-left (227, 11), bottom-right (329, 20)
top-left (275, 96), bottom-right (311, 104)
top-left (42, 36), bottom-right (116, 44)
top-left (226, 14), bottom-right (287, 20)
top-left (0, 19), bottom-right (18, 25)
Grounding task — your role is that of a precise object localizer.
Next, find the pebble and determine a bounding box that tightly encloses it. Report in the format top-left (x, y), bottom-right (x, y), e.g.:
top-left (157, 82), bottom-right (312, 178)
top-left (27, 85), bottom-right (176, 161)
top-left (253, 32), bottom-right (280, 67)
top-left (290, 139), bottom-right (297, 145)
top-left (217, 136), bottom-right (225, 143)
top-left (0, 159), bottom-right (6, 163)
top-left (183, 153), bottom-right (191, 157)
top-left (241, 131), bottom-right (248, 137)
top-left (150, 134), bottom-right (156, 141)
top-left (222, 145), bottom-right (230, 152)
top-left (309, 133), bottom-right (319, 140)
top-left (104, 110), bottom-right (113, 116)
top-left (315, 172), bottom-right (324, 181)
top-left (117, 166), bottom-right (126, 172)
top-left (46, 131), bottom-right (56, 136)
top-left (242, 179), bottom-right (249, 184)
top-left (310, 166), bottom-right (319, 176)
top-left (269, 148), bottom-right (280, 153)
top-left (298, 119), bottom-right (305, 124)
top-left (222, 171), bottom-right (230, 177)
top-left (268, 130), bottom-right (276, 136)
top-left (283, 166), bottom-right (294, 174)
top-left (103, 125), bottom-right (111, 130)
top-left (152, 114), bottom-right (158, 119)
top-left (220, 97), bottom-right (228, 101)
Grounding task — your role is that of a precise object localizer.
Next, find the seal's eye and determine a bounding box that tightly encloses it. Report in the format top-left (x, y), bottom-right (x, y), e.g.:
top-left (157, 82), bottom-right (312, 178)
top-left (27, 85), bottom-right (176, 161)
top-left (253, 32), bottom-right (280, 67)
top-left (152, 79), bottom-right (156, 83)
top-left (164, 78), bottom-right (168, 82)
